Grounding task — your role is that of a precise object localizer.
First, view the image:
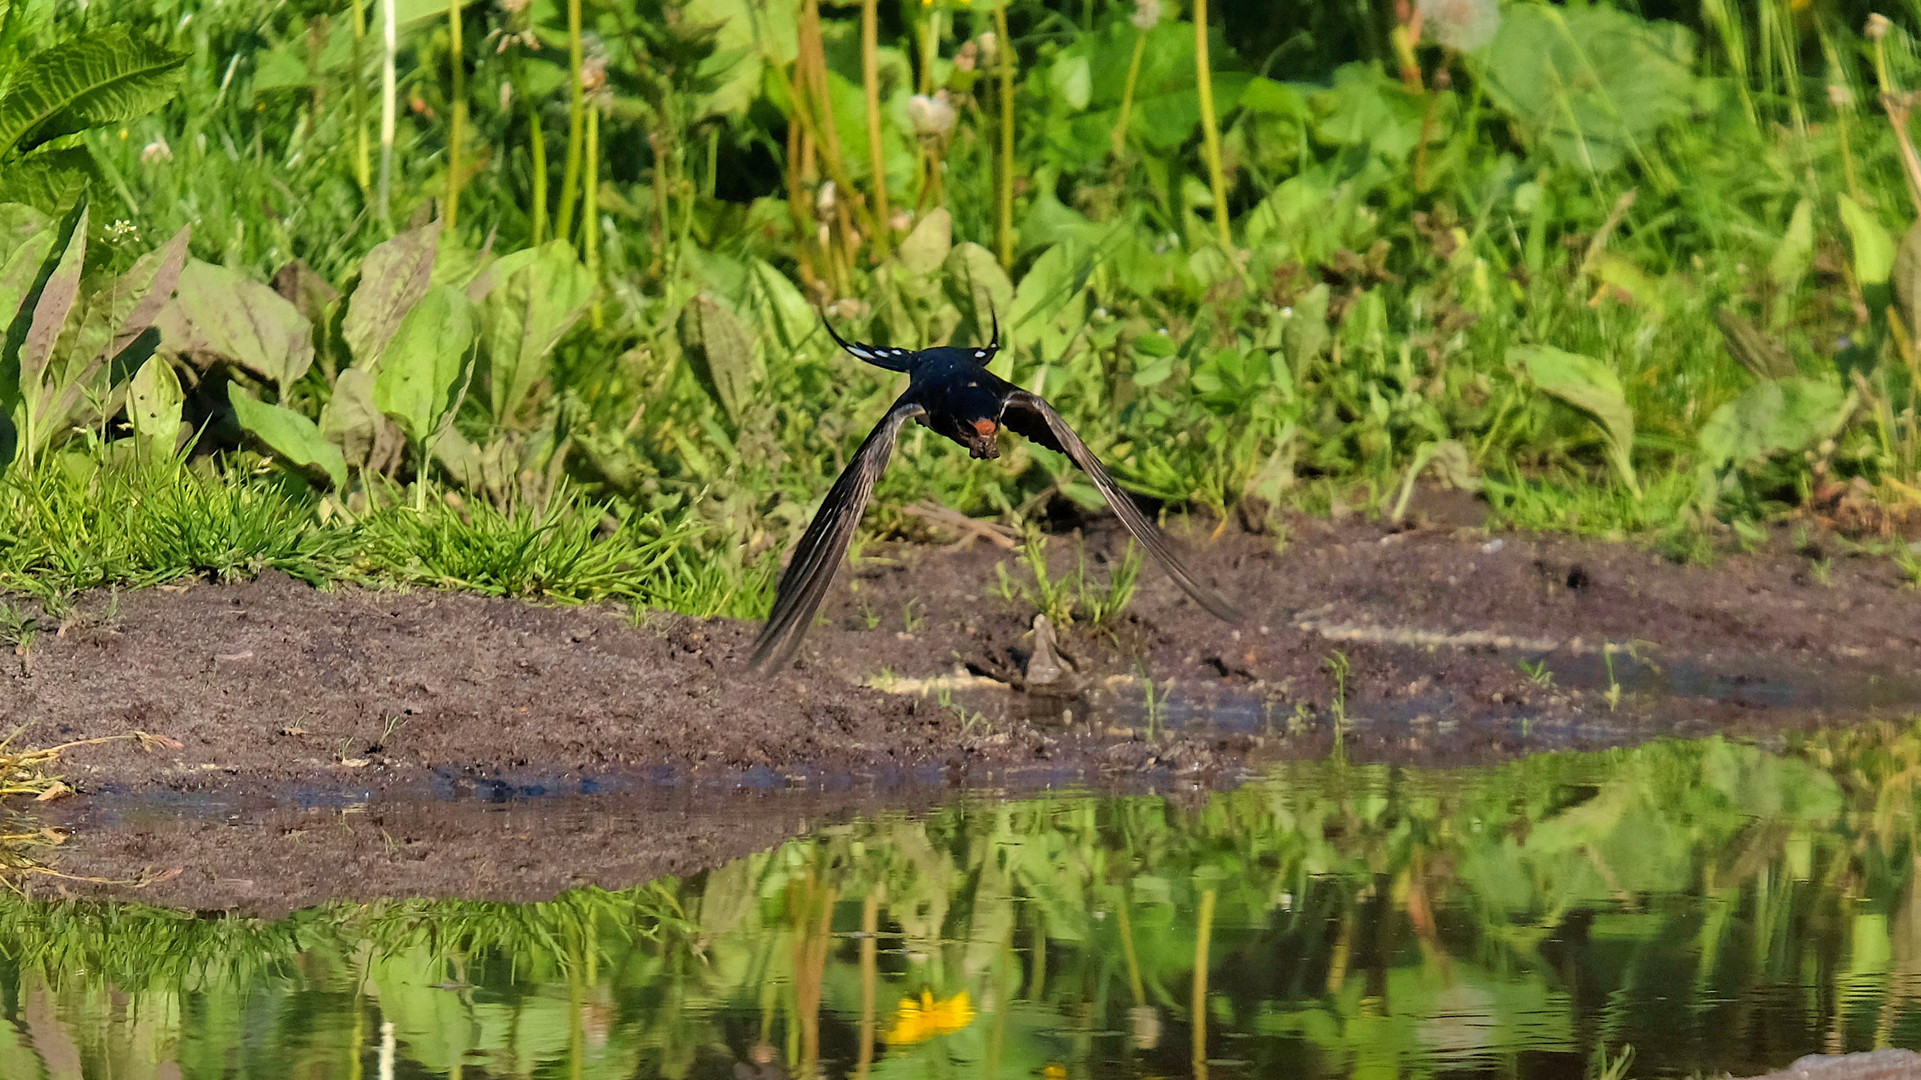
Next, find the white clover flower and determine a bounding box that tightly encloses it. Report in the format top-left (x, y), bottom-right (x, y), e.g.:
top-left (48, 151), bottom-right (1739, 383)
top-left (1131, 0), bottom-right (1160, 30)
top-left (1418, 0), bottom-right (1500, 52)
top-left (141, 137), bottom-right (172, 164)
top-left (1868, 13), bottom-right (1893, 41)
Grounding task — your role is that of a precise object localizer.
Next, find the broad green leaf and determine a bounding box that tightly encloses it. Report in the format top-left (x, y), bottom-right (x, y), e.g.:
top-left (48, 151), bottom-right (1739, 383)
top-left (1513, 344), bottom-right (1640, 495)
top-left (14, 198), bottom-right (85, 391)
top-left (481, 240), bottom-right (593, 426)
top-left (1011, 243), bottom-right (1091, 335)
top-left (0, 147), bottom-right (89, 212)
top-left (0, 29), bottom-right (189, 158)
top-left (1893, 219), bottom-right (1921, 343)
top-left (678, 294), bottom-right (762, 424)
top-left (0, 218), bottom-right (52, 336)
top-left (229, 383), bottom-right (348, 489)
top-left (372, 284), bottom-right (479, 444)
top-left (1837, 194), bottom-right (1894, 288)
top-left (319, 367), bottom-right (388, 469)
top-left (1476, 5), bottom-right (1694, 173)
top-left (896, 208), bottom-right (952, 278)
top-left (342, 219), bottom-right (441, 367)
top-left (1698, 377), bottom-right (1853, 472)
top-left (1713, 309), bottom-right (1795, 381)
top-left (154, 259), bottom-right (314, 392)
top-left (748, 258), bottom-right (817, 353)
top-left (126, 354), bottom-right (182, 459)
top-left (98, 223), bottom-right (189, 369)
top-left (0, 197), bottom-right (84, 447)
top-left (1767, 197), bottom-right (1814, 308)
top-left (943, 242), bottom-right (1014, 343)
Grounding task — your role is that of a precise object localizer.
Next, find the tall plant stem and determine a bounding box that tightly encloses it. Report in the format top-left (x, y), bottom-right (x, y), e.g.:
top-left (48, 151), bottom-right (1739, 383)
top-left (1191, 887), bottom-right (1217, 1080)
top-left (861, 0), bottom-right (891, 256)
top-left (585, 101), bottom-right (601, 328)
top-left (993, 0), bottom-right (1015, 267)
top-left (349, 0), bottom-right (371, 193)
top-left (1194, 0), bottom-right (1231, 248)
top-left (555, 0), bottom-right (585, 244)
top-left (1111, 29), bottom-right (1147, 158)
top-left (523, 59), bottom-right (550, 243)
top-left (378, 0), bottom-right (397, 227)
top-left (445, 0), bottom-right (467, 232)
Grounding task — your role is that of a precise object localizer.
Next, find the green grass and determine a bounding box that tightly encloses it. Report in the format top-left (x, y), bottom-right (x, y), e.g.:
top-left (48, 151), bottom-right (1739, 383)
top-left (1, 0), bottom-right (1919, 615)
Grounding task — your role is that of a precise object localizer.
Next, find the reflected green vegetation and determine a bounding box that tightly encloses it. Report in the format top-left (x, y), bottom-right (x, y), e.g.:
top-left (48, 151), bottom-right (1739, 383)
top-left (6, 724), bottom-right (1921, 1078)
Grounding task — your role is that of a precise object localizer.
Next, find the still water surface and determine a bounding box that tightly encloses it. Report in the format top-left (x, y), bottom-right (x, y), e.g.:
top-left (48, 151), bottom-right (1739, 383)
top-left (4, 725), bottom-right (1921, 1079)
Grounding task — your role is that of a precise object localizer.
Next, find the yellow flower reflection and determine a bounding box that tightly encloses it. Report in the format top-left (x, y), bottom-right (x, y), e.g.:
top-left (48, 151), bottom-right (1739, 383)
top-left (884, 989), bottom-right (975, 1045)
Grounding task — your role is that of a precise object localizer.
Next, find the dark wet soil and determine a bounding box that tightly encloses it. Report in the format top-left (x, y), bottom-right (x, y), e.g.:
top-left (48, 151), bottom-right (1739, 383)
top-left (8, 507), bottom-right (1921, 909)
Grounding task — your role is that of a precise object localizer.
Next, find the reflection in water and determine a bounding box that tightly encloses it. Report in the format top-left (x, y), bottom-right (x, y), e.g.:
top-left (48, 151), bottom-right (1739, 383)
top-left (3, 723), bottom-right (1921, 1079)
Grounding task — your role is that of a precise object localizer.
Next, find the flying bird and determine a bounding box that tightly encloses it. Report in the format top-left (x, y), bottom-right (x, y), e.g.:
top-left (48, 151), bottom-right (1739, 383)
top-left (748, 313), bottom-right (1242, 672)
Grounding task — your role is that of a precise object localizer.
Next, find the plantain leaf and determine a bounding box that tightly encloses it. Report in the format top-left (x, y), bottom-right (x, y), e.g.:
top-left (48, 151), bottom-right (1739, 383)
top-left (0, 218), bottom-right (54, 338)
top-left (0, 30), bottom-right (189, 159)
top-left (0, 197), bottom-right (86, 463)
top-left (896, 208), bottom-right (952, 278)
top-left (1513, 343), bottom-right (1641, 496)
top-left (1699, 377), bottom-right (1854, 473)
top-left (126, 354), bottom-right (183, 459)
top-left (229, 382), bottom-right (348, 489)
top-left (1894, 219), bottom-right (1921, 345)
top-left (943, 242), bottom-right (1014, 344)
top-left (1837, 194), bottom-right (1894, 288)
top-left (677, 294), bottom-right (762, 424)
top-left (372, 283), bottom-right (479, 445)
top-left (0, 147), bottom-right (90, 212)
top-left (154, 259), bottom-right (314, 393)
top-left (747, 258), bottom-right (816, 353)
top-left (480, 240), bottom-right (592, 427)
top-left (1713, 309), bottom-right (1796, 381)
top-left (14, 199), bottom-right (86, 393)
top-left (319, 367), bottom-right (393, 470)
top-left (342, 219), bottom-right (441, 367)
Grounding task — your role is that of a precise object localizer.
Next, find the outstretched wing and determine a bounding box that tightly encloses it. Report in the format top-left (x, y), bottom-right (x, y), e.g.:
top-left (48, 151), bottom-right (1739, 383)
top-left (750, 397), bottom-right (928, 671)
top-left (822, 317), bottom-right (917, 372)
top-left (1001, 391), bottom-right (1243, 625)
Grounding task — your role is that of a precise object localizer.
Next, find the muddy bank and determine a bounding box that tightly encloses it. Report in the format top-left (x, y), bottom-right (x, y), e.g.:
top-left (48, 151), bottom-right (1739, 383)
top-left (5, 510), bottom-right (1920, 909)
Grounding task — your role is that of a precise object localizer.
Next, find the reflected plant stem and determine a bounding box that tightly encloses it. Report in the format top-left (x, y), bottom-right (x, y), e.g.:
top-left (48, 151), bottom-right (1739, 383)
top-left (795, 874), bottom-right (837, 1077)
top-left (857, 887), bottom-right (881, 1079)
top-left (1029, 902), bottom-right (1047, 999)
top-left (1192, 887), bottom-right (1216, 1080)
top-left (1116, 890), bottom-right (1146, 1006)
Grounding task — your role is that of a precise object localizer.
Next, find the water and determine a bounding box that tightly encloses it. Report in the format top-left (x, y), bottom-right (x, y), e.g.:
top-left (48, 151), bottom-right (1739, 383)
top-left (5, 724), bottom-right (1921, 1079)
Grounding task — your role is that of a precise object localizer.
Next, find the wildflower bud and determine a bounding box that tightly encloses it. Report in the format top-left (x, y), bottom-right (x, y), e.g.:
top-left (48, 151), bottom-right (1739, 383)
top-left (889, 209), bottom-right (913, 232)
top-left (975, 32), bottom-right (997, 67)
top-left (908, 92), bottom-right (957, 137)
top-left (499, 82), bottom-right (514, 110)
top-left (955, 40), bottom-right (977, 73)
top-left (1130, 0), bottom-right (1160, 30)
top-left (1417, 0), bottom-right (1500, 52)
top-left (141, 137), bottom-right (173, 164)
top-left (1868, 13), bottom-right (1893, 41)
top-left (581, 53), bottom-right (608, 93)
top-left (499, 0), bottom-right (529, 13)
top-left (816, 180), bottom-right (837, 216)
top-left (1830, 83), bottom-right (1854, 109)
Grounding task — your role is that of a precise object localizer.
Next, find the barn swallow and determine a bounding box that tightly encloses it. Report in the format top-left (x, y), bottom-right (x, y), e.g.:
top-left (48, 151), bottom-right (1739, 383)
top-left (748, 312), bottom-right (1243, 672)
